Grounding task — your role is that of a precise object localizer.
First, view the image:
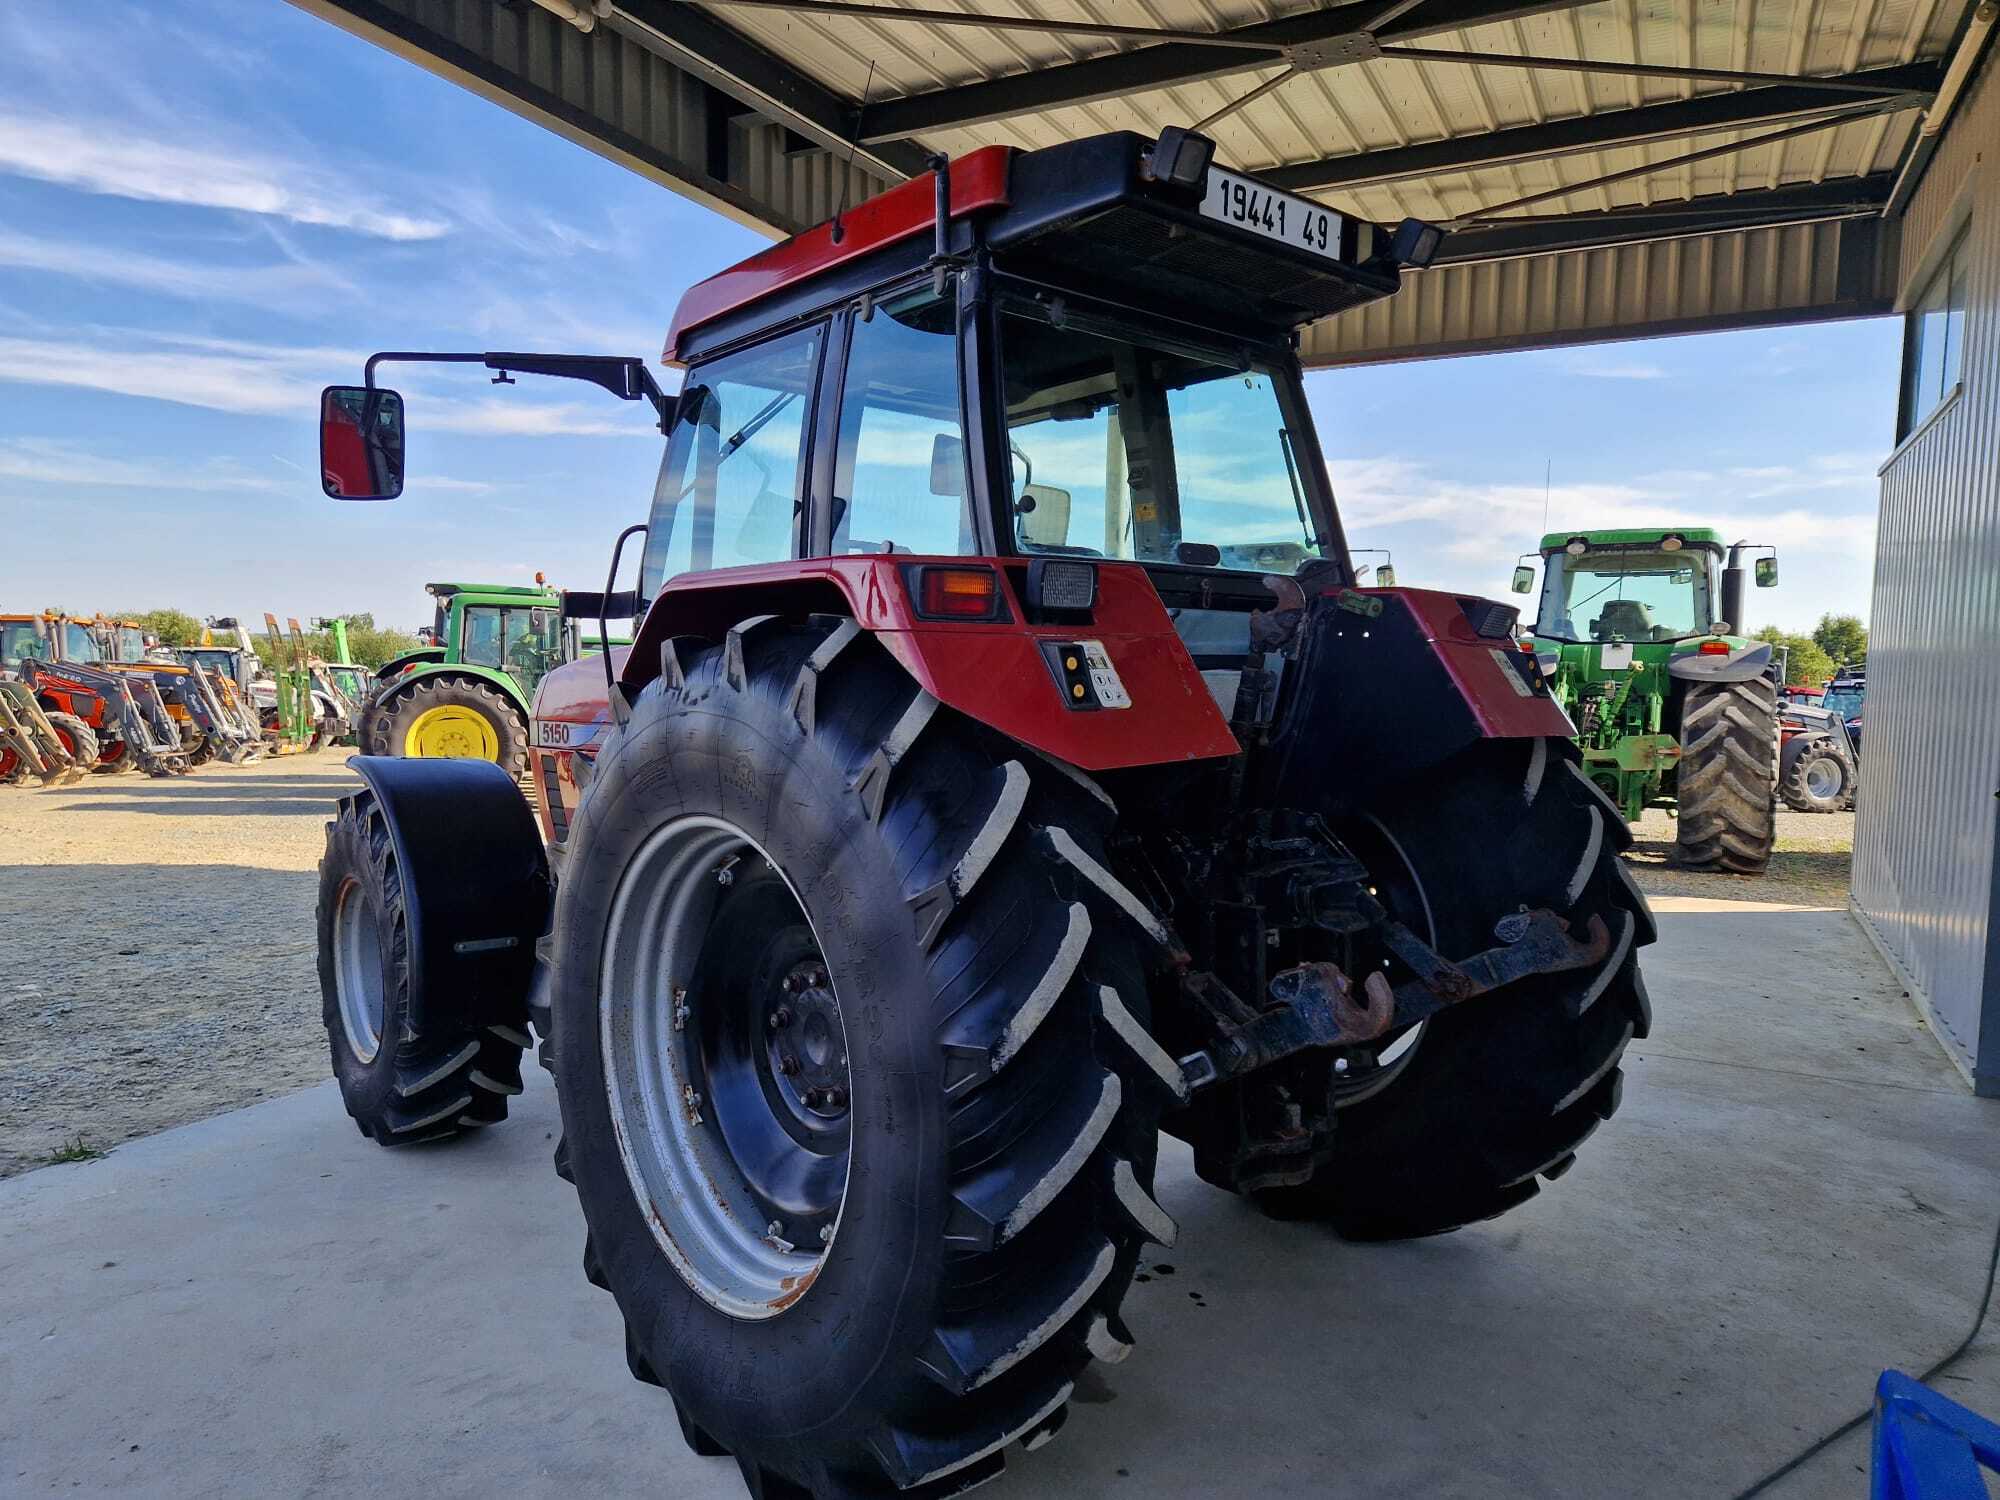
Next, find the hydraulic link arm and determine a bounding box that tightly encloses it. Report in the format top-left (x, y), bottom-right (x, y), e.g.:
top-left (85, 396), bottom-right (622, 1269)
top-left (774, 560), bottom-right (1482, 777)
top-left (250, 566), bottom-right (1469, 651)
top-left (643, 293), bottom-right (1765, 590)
top-left (1176, 873), bottom-right (1611, 1093)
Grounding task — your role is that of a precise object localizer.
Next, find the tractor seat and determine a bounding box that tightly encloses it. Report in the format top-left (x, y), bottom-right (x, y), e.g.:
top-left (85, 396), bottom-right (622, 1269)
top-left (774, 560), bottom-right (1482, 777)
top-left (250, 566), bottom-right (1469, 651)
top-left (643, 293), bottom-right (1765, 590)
top-left (1592, 600), bottom-right (1655, 641)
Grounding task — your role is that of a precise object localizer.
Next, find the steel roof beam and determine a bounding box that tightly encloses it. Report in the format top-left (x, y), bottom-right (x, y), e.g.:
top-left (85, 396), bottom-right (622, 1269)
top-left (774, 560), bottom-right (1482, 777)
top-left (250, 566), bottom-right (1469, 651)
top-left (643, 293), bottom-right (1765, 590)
top-left (609, 0), bottom-right (931, 177)
top-left (1435, 173), bottom-right (1895, 263)
top-left (856, 0), bottom-right (1610, 141)
top-left (1262, 60), bottom-right (1940, 192)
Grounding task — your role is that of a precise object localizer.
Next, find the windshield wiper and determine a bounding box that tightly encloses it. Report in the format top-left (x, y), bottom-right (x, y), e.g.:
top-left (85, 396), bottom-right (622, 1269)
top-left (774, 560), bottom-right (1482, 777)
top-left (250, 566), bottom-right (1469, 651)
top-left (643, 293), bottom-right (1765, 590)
top-left (1276, 428), bottom-right (1314, 548)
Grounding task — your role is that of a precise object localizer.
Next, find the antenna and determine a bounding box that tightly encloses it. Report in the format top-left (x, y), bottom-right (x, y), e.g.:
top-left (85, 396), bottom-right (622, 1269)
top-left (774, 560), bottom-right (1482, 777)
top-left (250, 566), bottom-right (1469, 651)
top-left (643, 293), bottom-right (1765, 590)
top-left (830, 59), bottom-right (877, 245)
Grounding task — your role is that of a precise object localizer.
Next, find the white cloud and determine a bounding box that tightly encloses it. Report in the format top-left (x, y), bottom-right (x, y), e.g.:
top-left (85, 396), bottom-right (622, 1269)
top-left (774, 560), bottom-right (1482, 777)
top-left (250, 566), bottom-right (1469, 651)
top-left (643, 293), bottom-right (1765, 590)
top-left (0, 330), bottom-right (657, 438)
top-left (1563, 357), bottom-right (1669, 380)
top-left (0, 227), bottom-right (351, 308)
top-left (0, 437), bottom-right (280, 493)
top-left (1329, 454), bottom-right (1878, 563)
top-left (0, 110), bottom-right (449, 241)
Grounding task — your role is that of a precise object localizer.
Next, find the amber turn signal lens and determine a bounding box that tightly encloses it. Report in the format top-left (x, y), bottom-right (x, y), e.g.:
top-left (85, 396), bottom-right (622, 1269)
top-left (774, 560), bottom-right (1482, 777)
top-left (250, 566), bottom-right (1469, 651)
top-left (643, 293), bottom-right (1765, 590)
top-left (913, 566), bottom-right (1004, 621)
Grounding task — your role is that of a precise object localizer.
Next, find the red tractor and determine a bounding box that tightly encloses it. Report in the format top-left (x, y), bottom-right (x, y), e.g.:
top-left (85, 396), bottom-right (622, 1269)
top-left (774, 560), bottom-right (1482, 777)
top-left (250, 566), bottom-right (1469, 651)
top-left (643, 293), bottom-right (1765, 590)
top-left (314, 133), bottom-right (1652, 1499)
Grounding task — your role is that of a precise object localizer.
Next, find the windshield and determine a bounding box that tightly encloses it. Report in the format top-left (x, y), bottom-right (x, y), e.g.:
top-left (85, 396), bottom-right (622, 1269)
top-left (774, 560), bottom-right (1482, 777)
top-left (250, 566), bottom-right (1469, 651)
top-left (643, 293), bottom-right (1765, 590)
top-left (1822, 686), bottom-right (1864, 717)
top-left (62, 622), bottom-right (99, 660)
top-left (1535, 547), bottom-right (1715, 643)
top-left (115, 627), bottom-right (146, 661)
top-left (998, 303), bottom-right (1324, 573)
top-left (1, 621), bottom-right (50, 670)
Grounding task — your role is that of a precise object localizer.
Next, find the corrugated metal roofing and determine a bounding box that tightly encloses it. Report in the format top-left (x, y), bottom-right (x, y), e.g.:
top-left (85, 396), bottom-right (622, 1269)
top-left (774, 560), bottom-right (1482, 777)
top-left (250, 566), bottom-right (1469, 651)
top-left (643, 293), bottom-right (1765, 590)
top-left (709, 0), bottom-right (1961, 228)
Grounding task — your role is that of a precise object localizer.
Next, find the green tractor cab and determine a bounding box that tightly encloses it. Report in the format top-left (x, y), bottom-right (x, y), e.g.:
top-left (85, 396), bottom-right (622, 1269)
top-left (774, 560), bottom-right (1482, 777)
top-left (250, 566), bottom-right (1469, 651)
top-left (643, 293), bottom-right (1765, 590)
top-left (1515, 528), bottom-right (1781, 873)
top-left (357, 581), bottom-right (563, 774)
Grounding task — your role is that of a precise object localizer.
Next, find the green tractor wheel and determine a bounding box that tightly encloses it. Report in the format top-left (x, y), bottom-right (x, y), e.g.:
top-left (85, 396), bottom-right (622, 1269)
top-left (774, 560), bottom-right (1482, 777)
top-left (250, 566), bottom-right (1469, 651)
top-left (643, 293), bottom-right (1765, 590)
top-left (371, 676), bottom-right (528, 778)
top-left (1675, 676), bottom-right (1777, 873)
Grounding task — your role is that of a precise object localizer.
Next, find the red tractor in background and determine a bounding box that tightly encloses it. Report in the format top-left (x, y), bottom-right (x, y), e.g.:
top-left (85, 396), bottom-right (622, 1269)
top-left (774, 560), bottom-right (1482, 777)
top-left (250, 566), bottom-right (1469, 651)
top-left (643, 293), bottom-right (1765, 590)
top-left (314, 132), bottom-right (1652, 1499)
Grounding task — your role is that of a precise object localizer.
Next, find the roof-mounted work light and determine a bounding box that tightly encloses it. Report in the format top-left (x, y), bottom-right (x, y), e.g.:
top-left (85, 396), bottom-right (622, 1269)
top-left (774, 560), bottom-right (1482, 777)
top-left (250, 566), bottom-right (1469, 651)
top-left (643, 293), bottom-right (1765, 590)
top-left (1148, 127), bottom-right (1217, 190)
top-left (1388, 217), bottom-right (1445, 269)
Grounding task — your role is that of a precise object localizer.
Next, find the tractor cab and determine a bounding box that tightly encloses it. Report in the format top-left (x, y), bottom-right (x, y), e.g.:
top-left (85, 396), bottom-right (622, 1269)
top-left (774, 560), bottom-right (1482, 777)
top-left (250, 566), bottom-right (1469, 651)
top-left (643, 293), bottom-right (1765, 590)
top-left (425, 582), bottom-right (564, 701)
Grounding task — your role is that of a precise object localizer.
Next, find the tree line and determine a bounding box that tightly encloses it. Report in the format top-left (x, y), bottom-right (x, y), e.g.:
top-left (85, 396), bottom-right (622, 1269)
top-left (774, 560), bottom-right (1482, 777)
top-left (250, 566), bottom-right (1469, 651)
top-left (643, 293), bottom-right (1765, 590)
top-left (1754, 613), bottom-right (1868, 687)
top-left (113, 609), bottom-right (422, 670)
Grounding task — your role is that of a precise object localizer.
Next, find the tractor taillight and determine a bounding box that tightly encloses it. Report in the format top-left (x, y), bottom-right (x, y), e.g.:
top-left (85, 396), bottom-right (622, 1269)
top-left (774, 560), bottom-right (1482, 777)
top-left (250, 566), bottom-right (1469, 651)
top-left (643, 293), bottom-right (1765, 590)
top-left (910, 566), bottom-right (1007, 622)
top-left (1699, 640), bottom-right (1731, 655)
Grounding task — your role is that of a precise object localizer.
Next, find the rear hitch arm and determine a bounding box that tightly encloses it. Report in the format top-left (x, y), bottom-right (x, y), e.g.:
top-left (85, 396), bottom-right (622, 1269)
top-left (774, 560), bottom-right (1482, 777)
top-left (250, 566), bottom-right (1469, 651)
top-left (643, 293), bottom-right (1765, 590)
top-left (1176, 907), bottom-right (1612, 1093)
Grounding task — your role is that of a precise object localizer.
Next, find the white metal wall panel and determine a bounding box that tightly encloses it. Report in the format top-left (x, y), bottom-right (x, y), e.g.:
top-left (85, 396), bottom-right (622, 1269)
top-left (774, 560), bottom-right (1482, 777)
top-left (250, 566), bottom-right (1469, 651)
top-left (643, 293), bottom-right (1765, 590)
top-left (1852, 51), bottom-right (2000, 1096)
top-left (1301, 214), bottom-right (1897, 363)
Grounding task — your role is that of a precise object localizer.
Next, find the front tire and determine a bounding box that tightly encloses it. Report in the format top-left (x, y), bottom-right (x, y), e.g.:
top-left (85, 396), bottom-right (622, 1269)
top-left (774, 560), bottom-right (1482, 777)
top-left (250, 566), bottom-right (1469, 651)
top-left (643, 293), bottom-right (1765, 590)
top-left (549, 619), bottom-right (1175, 1498)
top-left (1252, 740), bottom-right (1654, 1238)
top-left (1779, 732), bottom-right (1854, 813)
top-left (315, 788), bottom-right (526, 1142)
top-left (1676, 676), bottom-right (1778, 873)
top-left (371, 676), bottom-right (528, 777)
top-left (45, 712), bottom-right (101, 772)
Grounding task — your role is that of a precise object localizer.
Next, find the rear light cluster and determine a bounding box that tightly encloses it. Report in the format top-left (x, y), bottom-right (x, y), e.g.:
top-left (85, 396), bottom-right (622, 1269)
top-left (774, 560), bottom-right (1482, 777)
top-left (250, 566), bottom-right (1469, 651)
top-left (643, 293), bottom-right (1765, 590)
top-left (906, 565), bottom-right (1009, 622)
top-left (1698, 640), bottom-right (1732, 655)
top-left (1457, 598), bottom-right (1519, 640)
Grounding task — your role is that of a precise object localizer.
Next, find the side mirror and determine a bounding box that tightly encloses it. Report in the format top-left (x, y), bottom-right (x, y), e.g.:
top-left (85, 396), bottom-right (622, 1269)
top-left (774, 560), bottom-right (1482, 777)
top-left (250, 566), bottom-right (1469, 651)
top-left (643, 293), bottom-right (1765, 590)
top-left (928, 432), bottom-right (965, 498)
top-left (1755, 556), bottom-right (1778, 587)
top-left (1373, 563), bottom-right (1397, 587)
top-left (1019, 484), bottom-right (1073, 548)
top-left (1511, 565), bottom-right (1535, 595)
top-left (320, 386), bottom-right (405, 500)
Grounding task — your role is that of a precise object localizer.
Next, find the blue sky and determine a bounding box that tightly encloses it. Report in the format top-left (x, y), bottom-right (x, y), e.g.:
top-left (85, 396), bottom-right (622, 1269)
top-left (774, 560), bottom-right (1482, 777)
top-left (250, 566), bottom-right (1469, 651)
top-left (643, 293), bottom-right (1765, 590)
top-left (0, 0), bottom-right (1896, 634)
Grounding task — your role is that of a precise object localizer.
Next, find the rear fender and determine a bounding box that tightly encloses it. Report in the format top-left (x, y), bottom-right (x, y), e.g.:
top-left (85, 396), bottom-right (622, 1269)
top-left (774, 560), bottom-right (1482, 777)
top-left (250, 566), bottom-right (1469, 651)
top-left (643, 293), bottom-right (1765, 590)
top-left (345, 755), bottom-right (549, 1035)
top-left (620, 557), bottom-right (1238, 772)
top-left (1265, 587), bottom-right (1575, 806)
top-left (1667, 642), bottom-right (1774, 683)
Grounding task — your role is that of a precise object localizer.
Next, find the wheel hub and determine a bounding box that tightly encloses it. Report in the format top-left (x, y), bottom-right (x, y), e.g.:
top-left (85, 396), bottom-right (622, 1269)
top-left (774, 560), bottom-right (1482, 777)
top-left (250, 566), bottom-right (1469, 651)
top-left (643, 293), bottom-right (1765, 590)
top-left (404, 704), bottom-right (498, 760)
top-left (767, 964), bottom-right (850, 1122)
top-left (1805, 756), bottom-right (1843, 799)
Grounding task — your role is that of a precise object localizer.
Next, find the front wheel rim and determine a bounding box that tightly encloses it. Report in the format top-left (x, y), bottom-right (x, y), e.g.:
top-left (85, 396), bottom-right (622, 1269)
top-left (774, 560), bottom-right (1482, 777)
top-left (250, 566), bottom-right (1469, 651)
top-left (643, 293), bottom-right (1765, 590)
top-left (601, 816), bottom-right (850, 1321)
top-left (331, 876), bottom-right (386, 1063)
top-left (1804, 757), bottom-right (1844, 800)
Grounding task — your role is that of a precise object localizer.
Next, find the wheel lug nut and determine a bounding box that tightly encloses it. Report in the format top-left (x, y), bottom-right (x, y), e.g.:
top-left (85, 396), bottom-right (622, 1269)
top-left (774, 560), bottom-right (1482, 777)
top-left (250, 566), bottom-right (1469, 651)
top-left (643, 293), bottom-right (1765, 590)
top-left (819, 1225), bottom-right (834, 1245)
top-left (769, 1006), bottom-right (792, 1030)
top-left (824, 1086), bottom-right (847, 1109)
top-left (778, 1055), bottom-right (801, 1076)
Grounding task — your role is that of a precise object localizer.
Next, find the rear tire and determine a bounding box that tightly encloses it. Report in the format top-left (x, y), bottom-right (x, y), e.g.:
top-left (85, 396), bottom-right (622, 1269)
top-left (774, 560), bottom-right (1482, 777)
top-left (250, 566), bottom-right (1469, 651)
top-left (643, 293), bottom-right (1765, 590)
top-left (548, 618), bottom-right (1174, 1498)
top-left (45, 713), bottom-right (101, 772)
top-left (1779, 732), bottom-right (1853, 814)
top-left (315, 788), bottom-right (527, 1143)
top-left (1675, 675), bottom-right (1777, 873)
top-left (1251, 741), bottom-right (1653, 1238)
top-left (371, 676), bottom-right (528, 777)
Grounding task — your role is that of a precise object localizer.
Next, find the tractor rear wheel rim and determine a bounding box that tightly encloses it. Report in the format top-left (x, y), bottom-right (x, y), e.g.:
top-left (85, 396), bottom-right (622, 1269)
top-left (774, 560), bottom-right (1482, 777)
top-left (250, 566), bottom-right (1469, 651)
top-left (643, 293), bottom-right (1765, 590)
top-left (601, 816), bottom-right (849, 1321)
top-left (1805, 756), bottom-right (1844, 800)
top-left (331, 876), bottom-right (386, 1064)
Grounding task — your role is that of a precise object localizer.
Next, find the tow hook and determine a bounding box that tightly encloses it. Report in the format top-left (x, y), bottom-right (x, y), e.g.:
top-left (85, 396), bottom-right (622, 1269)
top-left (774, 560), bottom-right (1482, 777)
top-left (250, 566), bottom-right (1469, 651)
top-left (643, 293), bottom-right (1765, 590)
top-left (1176, 908), bottom-right (1612, 1093)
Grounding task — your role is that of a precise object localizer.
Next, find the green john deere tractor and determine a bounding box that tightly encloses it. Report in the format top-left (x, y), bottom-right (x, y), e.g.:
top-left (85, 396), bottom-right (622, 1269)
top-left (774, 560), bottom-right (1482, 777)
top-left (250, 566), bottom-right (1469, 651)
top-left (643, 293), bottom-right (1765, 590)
top-left (358, 581), bottom-right (561, 775)
top-left (1514, 528), bottom-right (1781, 874)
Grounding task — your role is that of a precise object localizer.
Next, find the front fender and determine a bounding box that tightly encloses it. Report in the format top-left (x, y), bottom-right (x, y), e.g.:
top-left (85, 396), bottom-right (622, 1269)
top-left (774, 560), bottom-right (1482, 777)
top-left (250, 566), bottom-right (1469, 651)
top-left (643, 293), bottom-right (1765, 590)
top-left (344, 755), bottom-right (549, 1036)
top-left (1667, 641), bottom-right (1774, 684)
top-left (382, 663), bottom-right (529, 713)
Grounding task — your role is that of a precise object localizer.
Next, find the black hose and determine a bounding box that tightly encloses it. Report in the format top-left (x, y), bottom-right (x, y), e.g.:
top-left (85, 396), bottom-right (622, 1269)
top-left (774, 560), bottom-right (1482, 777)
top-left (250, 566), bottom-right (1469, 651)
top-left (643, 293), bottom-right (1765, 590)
top-left (1729, 1207), bottom-right (2000, 1498)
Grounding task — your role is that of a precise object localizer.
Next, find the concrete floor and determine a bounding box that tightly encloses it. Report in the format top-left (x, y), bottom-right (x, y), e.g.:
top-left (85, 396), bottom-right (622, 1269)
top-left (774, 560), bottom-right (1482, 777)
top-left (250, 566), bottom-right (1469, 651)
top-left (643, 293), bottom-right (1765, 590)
top-left (3, 898), bottom-right (1995, 1499)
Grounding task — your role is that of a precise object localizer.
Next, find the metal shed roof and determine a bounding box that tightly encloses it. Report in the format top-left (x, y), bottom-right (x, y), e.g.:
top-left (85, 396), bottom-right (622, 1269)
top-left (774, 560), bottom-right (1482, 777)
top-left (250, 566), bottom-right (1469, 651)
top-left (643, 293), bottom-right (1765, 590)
top-left (291, 0), bottom-right (1996, 361)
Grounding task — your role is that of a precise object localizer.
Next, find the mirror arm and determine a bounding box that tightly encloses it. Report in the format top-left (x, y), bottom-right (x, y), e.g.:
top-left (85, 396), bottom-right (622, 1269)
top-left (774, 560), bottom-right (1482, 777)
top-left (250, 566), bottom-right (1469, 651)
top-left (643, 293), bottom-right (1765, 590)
top-left (600, 523), bottom-right (649, 726)
top-left (362, 351), bottom-right (678, 432)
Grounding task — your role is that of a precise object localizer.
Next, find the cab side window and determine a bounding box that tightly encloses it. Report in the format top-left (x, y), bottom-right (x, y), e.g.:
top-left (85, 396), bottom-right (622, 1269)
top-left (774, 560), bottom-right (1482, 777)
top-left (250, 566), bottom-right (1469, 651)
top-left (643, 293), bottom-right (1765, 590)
top-left (830, 291), bottom-right (968, 556)
top-left (641, 326), bottom-right (823, 596)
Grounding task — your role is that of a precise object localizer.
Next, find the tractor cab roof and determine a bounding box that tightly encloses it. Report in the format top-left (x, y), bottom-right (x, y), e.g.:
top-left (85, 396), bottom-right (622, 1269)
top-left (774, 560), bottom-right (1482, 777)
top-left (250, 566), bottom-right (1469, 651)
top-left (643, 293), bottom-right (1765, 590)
top-left (424, 582), bottom-right (559, 601)
top-left (665, 133), bottom-right (1408, 364)
top-left (1540, 527), bottom-right (1727, 553)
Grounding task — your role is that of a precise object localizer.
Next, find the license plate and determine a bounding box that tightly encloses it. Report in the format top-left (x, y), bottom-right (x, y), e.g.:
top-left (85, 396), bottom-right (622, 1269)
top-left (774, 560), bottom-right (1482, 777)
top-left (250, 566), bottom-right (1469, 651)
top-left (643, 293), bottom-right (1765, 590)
top-left (1198, 167), bottom-right (1342, 260)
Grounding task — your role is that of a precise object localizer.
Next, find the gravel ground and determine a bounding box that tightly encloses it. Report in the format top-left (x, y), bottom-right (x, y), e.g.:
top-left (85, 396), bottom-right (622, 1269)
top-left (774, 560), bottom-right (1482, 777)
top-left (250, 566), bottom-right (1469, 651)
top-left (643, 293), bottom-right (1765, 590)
top-left (1625, 806), bottom-right (1855, 908)
top-left (0, 754), bottom-right (362, 1177)
top-left (0, 753), bottom-right (1854, 1178)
